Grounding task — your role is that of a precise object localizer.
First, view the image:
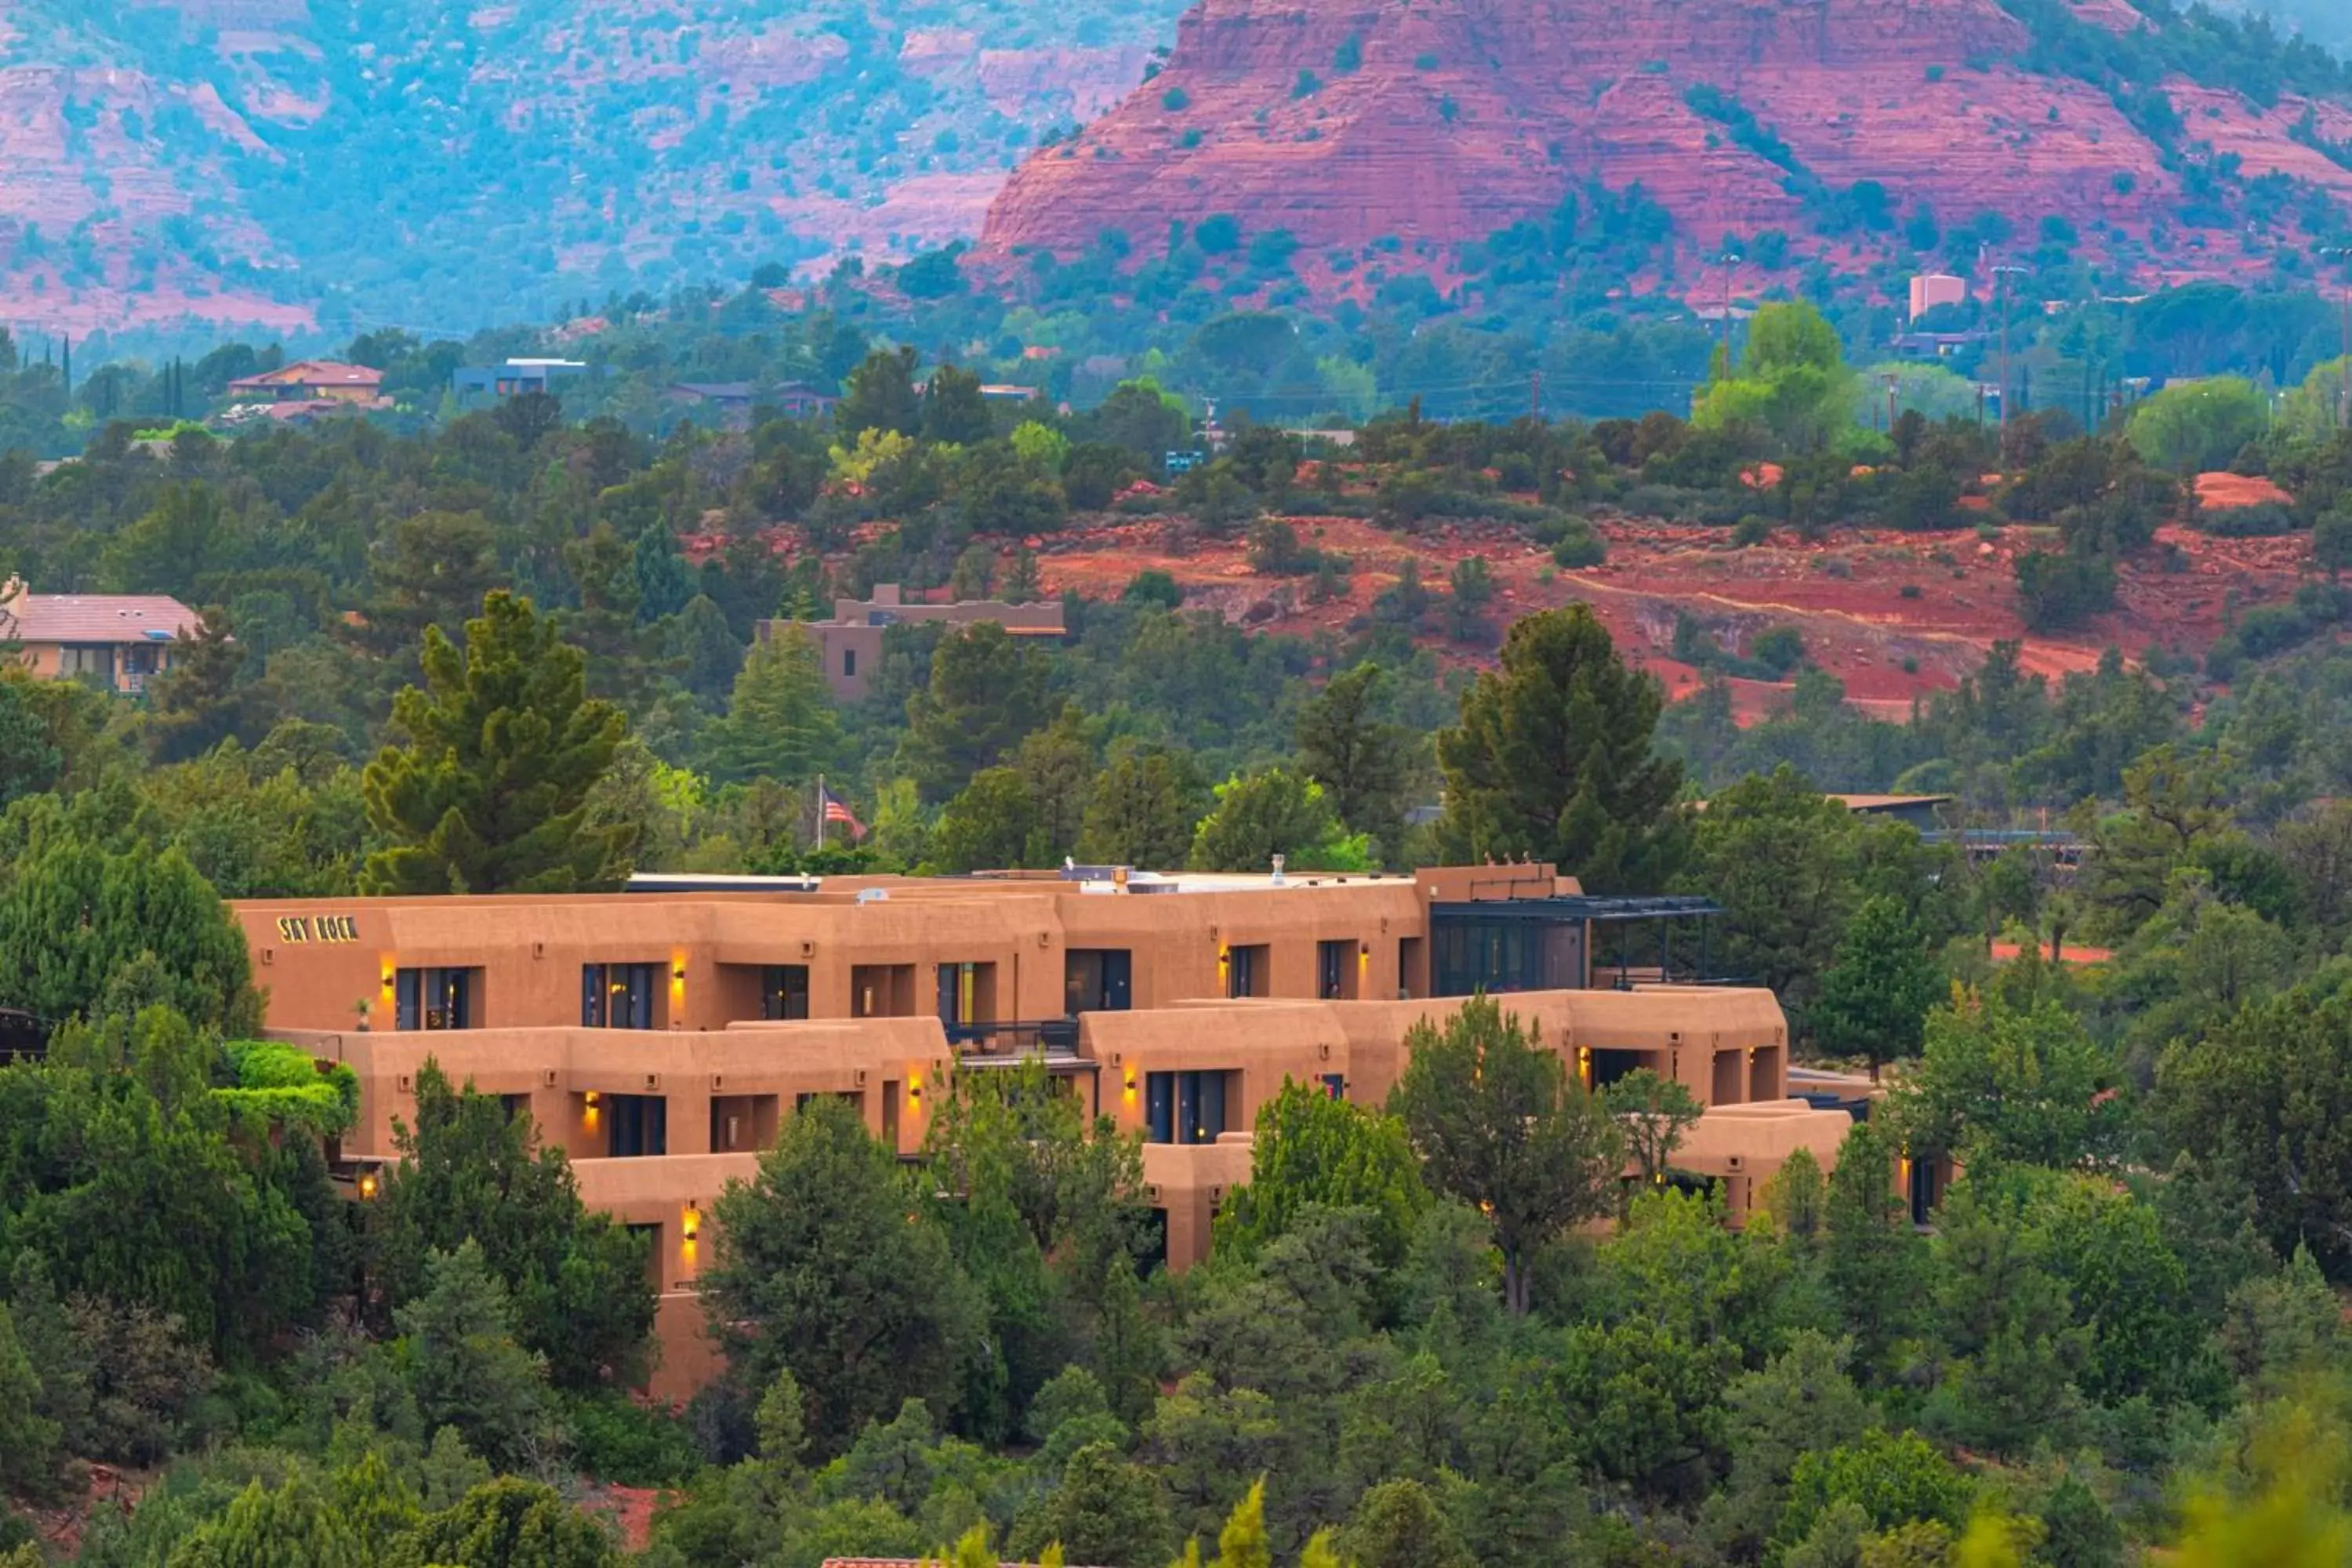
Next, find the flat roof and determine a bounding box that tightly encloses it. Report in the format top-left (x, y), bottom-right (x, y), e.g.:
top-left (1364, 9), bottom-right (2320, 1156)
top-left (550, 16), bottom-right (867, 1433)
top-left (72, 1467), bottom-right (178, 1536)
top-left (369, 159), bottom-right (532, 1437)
top-left (593, 867), bottom-right (1430, 901)
top-left (626, 873), bottom-right (822, 893)
top-left (1432, 895), bottom-right (1723, 922)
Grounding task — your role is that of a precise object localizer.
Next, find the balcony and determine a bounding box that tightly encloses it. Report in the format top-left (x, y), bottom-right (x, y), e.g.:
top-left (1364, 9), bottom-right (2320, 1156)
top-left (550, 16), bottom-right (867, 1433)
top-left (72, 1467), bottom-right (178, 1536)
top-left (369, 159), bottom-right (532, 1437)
top-left (947, 1018), bottom-right (1082, 1063)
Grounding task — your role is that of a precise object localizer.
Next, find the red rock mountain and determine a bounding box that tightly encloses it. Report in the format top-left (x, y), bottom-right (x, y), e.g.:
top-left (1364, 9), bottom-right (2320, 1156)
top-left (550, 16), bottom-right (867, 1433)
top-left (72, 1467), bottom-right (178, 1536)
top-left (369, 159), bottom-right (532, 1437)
top-left (0, 0), bottom-right (1181, 333)
top-left (978, 0), bottom-right (2352, 284)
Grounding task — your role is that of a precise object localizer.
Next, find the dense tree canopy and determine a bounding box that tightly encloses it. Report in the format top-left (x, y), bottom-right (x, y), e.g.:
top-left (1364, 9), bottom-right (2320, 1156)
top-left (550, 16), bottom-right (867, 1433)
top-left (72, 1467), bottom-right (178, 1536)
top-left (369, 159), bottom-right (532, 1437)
top-left (1436, 605), bottom-right (1685, 891)
top-left (361, 591), bottom-right (633, 894)
top-left (11, 274), bottom-right (2352, 1566)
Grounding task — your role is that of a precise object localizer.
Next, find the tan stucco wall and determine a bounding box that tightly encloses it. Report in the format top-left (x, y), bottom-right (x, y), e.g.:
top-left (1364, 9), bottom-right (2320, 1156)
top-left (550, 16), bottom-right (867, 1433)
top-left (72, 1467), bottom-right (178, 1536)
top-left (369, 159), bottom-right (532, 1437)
top-left (236, 878), bottom-right (1441, 1036)
top-left (281, 1018), bottom-right (948, 1164)
top-left (239, 883), bottom-right (1860, 1399)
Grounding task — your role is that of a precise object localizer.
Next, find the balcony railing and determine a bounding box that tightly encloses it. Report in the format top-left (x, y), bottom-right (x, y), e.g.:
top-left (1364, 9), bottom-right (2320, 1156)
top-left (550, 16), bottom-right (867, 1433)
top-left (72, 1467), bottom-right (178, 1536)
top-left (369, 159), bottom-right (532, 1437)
top-left (947, 1018), bottom-right (1082, 1062)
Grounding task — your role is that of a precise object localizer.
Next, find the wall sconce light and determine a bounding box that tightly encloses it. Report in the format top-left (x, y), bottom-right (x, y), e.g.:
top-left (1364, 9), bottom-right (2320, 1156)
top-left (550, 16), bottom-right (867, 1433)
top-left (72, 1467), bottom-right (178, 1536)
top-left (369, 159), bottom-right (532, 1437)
top-left (1123, 1071), bottom-right (1137, 1092)
top-left (908, 1080), bottom-right (922, 1100)
top-left (583, 1090), bottom-right (601, 1107)
top-left (672, 963), bottom-right (687, 981)
top-left (357, 1171), bottom-right (379, 1200)
top-left (380, 968), bottom-right (395, 988)
top-left (681, 1204), bottom-right (702, 1241)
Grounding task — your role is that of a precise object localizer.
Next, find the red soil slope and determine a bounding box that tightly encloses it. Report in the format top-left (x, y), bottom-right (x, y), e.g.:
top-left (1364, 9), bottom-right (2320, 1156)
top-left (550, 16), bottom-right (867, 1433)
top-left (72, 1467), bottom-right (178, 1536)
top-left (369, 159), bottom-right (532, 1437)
top-left (978, 0), bottom-right (2352, 288)
top-left (1023, 508), bottom-right (2310, 720)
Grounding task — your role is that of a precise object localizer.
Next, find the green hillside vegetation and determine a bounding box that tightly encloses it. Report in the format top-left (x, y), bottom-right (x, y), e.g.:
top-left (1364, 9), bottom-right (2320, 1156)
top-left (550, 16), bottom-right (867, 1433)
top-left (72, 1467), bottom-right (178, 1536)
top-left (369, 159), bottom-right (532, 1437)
top-left (5, 275), bottom-right (2352, 1563)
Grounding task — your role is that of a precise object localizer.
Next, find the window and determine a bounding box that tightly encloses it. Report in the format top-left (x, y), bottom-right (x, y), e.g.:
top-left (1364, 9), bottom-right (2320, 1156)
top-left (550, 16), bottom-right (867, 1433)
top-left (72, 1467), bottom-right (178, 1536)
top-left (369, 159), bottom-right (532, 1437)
top-left (760, 965), bottom-right (810, 1020)
top-left (1316, 939), bottom-right (1359, 1000)
top-left (1908, 1156), bottom-right (1940, 1227)
top-left (1431, 913), bottom-right (1584, 996)
top-left (937, 961), bottom-right (996, 1026)
top-left (1145, 1069), bottom-right (1237, 1145)
top-left (58, 644), bottom-right (114, 684)
top-left (623, 1222), bottom-right (662, 1286)
top-left (851, 963), bottom-right (916, 1018)
top-left (395, 967), bottom-right (478, 1030)
top-left (605, 1094), bottom-right (667, 1157)
top-left (1065, 949), bottom-right (1131, 1013)
top-left (710, 1094), bottom-right (779, 1152)
top-left (842, 648), bottom-right (857, 677)
top-left (1320, 1073), bottom-right (1346, 1101)
top-left (1225, 944), bottom-right (1269, 999)
top-left (1398, 936), bottom-right (1424, 999)
top-left (123, 642), bottom-right (162, 675)
top-left (1591, 1048), bottom-right (1660, 1091)
top-left (583, 963), bottom-right (659, 1029)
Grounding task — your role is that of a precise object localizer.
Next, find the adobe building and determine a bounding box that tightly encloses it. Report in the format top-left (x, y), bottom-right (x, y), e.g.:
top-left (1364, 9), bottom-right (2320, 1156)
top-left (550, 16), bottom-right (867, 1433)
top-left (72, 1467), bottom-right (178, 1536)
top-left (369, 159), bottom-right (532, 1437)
top-left (774, 585), bottom-right (1065, 700)
top-left (232, 864), bottom-right (1853, 1399)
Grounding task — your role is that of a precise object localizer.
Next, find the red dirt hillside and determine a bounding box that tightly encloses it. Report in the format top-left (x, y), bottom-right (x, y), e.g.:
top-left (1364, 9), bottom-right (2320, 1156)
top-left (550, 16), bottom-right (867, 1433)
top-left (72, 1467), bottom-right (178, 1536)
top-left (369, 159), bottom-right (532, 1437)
top-left (1020, 502), bottom-right (2310, 721)
top-left (977, 0), bottom-right (2352, 286)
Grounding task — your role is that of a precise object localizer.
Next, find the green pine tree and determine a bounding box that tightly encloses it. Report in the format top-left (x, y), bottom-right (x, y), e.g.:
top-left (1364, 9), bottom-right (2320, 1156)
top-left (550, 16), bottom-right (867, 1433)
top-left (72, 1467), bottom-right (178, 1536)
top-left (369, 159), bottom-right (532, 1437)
top-left (1812, 895), bottom-right (1944, 1080)
top-left (1435, 604), bottom-right (1685, 891)
top-left (394, 1240), bottom-right (561, 1473)
top-left (361, 590), bottom-right (633, 894)
top-left (702, 625), bottom-right (841, 786)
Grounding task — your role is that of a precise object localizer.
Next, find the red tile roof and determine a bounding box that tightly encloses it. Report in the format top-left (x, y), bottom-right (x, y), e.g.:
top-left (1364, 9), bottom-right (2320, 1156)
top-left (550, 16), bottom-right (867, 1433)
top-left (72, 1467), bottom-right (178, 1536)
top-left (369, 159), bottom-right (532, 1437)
top-left (0, 593), bottom-right (202, 645)
top-left (226, 359), bottom-right (383, 392)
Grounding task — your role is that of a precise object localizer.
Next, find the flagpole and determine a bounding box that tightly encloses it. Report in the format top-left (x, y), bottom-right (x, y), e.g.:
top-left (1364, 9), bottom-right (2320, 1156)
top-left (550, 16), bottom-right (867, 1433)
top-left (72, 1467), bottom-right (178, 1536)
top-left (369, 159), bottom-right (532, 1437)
top-left (815, 775), bottom-right (825, 851)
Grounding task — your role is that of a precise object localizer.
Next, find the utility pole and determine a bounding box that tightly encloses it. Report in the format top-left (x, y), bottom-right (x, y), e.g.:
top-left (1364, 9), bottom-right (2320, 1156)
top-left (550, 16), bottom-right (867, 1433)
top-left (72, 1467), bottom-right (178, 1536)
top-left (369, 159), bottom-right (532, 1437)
top-left (1718, 246), bottom-right (1743, 367)
top-left (1991, 263), bottom-right (2029, 438)
top-left (2326, 248), bottom-right (2352, 430)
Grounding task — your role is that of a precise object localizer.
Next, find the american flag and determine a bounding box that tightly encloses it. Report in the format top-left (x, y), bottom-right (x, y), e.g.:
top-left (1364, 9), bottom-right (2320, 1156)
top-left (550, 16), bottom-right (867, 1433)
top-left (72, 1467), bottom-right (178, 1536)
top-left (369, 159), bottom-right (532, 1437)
top-left (818, 781), bottom-right (867, 840)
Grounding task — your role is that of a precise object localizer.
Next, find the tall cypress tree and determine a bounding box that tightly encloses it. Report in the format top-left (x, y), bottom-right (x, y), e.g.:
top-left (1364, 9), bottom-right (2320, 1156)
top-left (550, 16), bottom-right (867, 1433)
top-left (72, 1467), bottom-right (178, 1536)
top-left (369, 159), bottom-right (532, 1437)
top-left (361, 590), bottom-right (633, 894)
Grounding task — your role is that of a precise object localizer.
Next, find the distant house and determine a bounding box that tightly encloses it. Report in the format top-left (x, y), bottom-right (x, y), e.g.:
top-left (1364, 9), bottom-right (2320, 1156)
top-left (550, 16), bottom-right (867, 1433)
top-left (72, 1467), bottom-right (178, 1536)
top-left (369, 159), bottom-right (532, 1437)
top-left (665, 383), bottom-right (757, 426)
top-left (771, 584), bottom-right (1065, 700)
top-left (771, 382), bottom-right (839, 419)
top-left (1908, 273), bottom-right (1969, 321)
top-left (452, 358), bottom-right (592, 397)
top-left (978, 383), bottom-right (1041, 403)
top-left (224, 360), bottom-right (386, 405)
top-left (0, 576), bottom-right (202, 695)
top-left (1829, 793), bottom-right (1953, 833)
top-left (1889, 330), bottom-right (1987, 361)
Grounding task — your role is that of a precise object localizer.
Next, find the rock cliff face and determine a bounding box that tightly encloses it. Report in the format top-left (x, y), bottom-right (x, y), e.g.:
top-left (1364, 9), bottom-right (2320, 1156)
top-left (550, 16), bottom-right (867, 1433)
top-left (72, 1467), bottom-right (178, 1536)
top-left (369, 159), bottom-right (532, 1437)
top-left (978, 0), bottom-right (2352, 281)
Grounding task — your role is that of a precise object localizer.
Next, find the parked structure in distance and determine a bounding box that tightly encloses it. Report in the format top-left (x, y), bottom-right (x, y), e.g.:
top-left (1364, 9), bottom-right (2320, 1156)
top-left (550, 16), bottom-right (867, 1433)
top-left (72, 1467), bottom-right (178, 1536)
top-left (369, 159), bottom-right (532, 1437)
top-left (451, 358), bottom-right (592, 398)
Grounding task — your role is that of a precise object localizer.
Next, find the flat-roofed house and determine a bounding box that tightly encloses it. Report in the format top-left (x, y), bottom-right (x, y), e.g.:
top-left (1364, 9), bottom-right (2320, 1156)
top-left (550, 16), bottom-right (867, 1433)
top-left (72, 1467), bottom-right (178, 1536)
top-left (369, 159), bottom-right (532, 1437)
top-left (0, 576), bottom-right (201, 693)
top-left (775, 584), bottom-right (1067, 700)
top-left (231, 862), bottom-right (1857, 1399)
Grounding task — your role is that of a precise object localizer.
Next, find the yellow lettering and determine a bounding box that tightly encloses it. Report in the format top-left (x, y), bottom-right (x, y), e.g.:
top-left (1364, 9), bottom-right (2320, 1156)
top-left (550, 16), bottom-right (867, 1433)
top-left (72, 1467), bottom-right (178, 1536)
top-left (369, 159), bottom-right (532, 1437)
top-left (276, 917), bottom-right (303, 943)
